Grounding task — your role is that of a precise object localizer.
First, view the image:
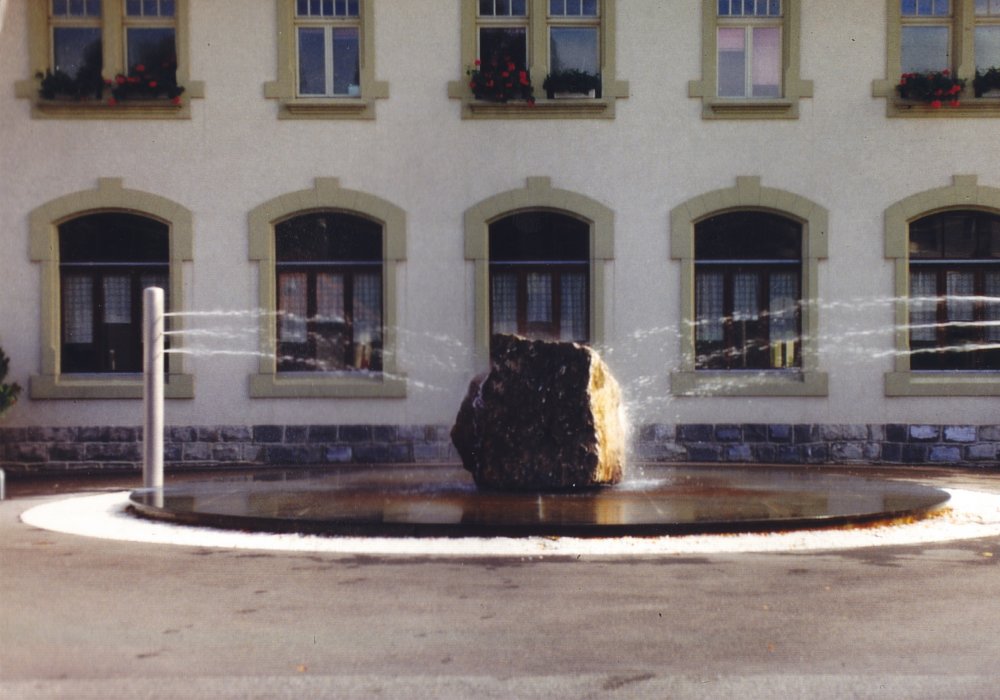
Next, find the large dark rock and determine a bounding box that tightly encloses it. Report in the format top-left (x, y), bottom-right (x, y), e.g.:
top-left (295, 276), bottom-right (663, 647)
top-left (451, 335), bottom-right (626, 491)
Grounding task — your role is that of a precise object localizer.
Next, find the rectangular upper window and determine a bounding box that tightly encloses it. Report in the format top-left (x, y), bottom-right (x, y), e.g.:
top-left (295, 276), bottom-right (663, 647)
top-left (452, 0), bottom-right (628, 119)
top-left (295, 0), bottom-right (361, 97)
top-left (689, 1), bottom-right (811, 119)
top-left (265, 0), bottom-right (386, 119)
top-left (18, 0), bottom-right (201, 117)
top-left (875, 0), bottom-right (1000, 114)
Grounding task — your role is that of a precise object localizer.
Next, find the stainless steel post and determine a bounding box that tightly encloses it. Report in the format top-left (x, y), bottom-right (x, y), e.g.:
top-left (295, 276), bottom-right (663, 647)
top-left (143, 287), bottom-right (164, 492)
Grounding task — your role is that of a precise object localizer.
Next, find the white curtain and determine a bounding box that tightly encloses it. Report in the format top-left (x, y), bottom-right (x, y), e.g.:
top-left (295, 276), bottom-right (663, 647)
top-left (63, 275), bottom-right (93, 344)
top-left (695, 271), bottom-right (724, 342)
top-left (910, 270), bottom-right (938, 342)
top-left (768, 271), bottom-right (798, 341)
top-left (491, 273), bottom-right (518, 335)
top-left (278, 272), bottom-right (308, 342)
top-left (560, 272), bottom-right (587, 342)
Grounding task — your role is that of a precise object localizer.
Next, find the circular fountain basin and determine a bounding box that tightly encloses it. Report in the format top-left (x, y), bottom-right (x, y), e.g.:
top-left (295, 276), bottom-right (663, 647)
top-left (128, 465), bottom-right (951, 538)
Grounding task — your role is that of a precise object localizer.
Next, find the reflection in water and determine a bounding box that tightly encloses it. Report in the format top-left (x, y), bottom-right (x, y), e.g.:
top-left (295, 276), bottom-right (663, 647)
top-left (130, 465), bottom-right (950, 538)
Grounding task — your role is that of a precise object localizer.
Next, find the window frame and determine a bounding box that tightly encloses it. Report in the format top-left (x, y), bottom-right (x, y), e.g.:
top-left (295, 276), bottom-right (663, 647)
top-left (464, 177), bottom-right (614, 367)
top-left (873, 0), bottom-right (1000, 117)
top-left (265, 0), bottom-right (388, 120)
top-left (670, 177), bottom-right (829, 396)
top-left (28, 178), bottom-right (194, 399)
top-left (689, 0), bottom-right (813, 120)
top-left (885, 175), bottom-right (1000, 395)
top-left (448, 0), bottom-right (629, 120)
top-left (16, 0), bottom-right (204, 119)
top-left (249, 178), bottom-right (406, 398)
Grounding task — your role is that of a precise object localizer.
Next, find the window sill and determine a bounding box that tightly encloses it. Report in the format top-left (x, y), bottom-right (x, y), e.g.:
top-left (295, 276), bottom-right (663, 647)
top-left (250, 372), bottom-right (407, 398)
top-left (671, 370), bottom-right (828, 397)
top-left (449, 80), bottom-right (624, 119)
top-left (699, 98), bottom-right (800, 120)
top-left (886, 97), bottom-right (1000, 118)
top-left (17, 79), bottom-right (203, 120)
top-left (276, 97), bottom-right (376, 120)
top-left (886, 371), bottom-right (1000, 396)
top-left (29, 373), bottom-right (194, 400)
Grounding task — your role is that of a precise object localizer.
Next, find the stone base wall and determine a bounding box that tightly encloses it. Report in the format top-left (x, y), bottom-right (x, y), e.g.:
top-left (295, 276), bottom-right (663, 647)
top-left (1, 423), bottom-right (997, 475)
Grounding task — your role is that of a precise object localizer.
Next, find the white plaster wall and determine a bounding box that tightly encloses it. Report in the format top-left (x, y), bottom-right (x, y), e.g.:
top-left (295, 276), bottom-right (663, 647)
top-left (1, 0), bottom-right (998, 430)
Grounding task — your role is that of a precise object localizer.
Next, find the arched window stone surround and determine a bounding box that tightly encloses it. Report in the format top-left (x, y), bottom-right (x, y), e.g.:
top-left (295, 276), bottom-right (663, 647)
top-left (29, 178), bottom-right (194, 399)
top-left (670, 176), bottom-right (829, 396)
top-left (885, 174), bottom-right (1000, 396)
top-left (248, 178), bottom-right (406, 398)
top-left (463, 176), bottom-right (614, 367)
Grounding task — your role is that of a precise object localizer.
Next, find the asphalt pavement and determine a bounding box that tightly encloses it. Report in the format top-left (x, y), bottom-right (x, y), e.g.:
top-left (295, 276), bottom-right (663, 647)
top-left (2, 468), bottom-right (999, 699)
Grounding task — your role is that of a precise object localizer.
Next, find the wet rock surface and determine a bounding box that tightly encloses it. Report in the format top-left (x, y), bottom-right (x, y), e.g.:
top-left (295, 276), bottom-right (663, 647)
top-left (451, 335), bottom-right (626, 491)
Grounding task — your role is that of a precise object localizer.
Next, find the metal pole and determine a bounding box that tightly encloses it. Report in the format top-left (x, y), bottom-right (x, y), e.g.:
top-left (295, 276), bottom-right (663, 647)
top-left (143, 287), bottom-right (164, 492)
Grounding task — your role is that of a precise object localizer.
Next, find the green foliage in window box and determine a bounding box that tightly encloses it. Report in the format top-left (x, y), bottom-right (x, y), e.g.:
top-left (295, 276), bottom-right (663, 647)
top-left (0, 346), bottom-right (21, 418)
top-left (36, 69), bottom-right (105, 101)
top-left (108, 61), bottom-right (185, 105)
top-left (896, 70), bottom-right (965, 107)
top-left (543, 70), bottom-right (601, 98)
top-left (467, 59), bottom-right (535, 104)
top-left (974, 67), bottom-right (1000, 97)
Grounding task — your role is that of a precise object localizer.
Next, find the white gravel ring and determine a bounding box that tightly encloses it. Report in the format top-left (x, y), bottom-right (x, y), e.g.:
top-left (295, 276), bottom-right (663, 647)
top-left (19, 488), bottom-right (1000, 557)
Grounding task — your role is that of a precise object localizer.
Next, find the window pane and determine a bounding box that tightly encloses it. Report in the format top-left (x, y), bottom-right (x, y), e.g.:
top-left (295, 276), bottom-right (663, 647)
top-left (491, 273), bottom-right (519, 335)
top-left (901, 26), bottom-right (950, 72)
top-left (695, 272), bottom-right (725, 343)
top-left (695, 212), bottom-right (802, 260)
top-left (909, 270), bottom-right (938, 342)
top-left (751, 26), bottom-right (781, 97)
top-left (560, 273), bottom-right (587, 342)
top-left (489, 212), bottom-right (589, 261)
top-left (733, 272), bottom-right (759, 321)
top-left (63, 275), bottom-right (94, 344)
top-left (550, 27), bottom-right (599, 75)
top-left (986, 272), bottom-right (1000, 342)
top-left (103, 276), bottom-right (132, 324)
top-left (718, 27), bottom-right (747, 97)
top-left (53, 27), bottom-right (102, 80)
top-left (526, 273), bottom-right (553, 324)
top-left (769, 272), bottom-right (798, 340)
top-left (276, 213), bottom-right (382, 261)
top-left (278, 273), bottom-right (308, 343)
top-left (975, 26), bottom-right (1000, 73)
top-left (332, 27), bottom-right (360, 95)
top-left (126, 0), bottom-right (141, 14)
top-left (298, 27), bottom-right (327, 95)
top-left (945, 271), bottom-right (975, 322)
top-left (352, 272), bottom-right (382, 370)
top-left (126, 27), bottom-right (176, 73)
top-left (479, 27), bottom-right (528, 70)
top-left (316, 273), bottom-right (346, 323)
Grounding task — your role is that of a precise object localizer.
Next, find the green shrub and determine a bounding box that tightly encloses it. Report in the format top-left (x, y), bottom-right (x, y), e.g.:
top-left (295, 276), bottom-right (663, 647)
top-left (0, 346), bottom-right (22, 417)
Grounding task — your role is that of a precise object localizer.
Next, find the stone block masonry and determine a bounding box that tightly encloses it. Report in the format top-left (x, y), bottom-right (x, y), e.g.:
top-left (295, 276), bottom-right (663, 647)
top-left (0, 423), bottom-right (997, 475)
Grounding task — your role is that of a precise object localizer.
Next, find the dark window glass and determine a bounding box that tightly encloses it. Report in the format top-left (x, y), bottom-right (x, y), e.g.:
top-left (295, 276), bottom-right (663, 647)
top-left (275, 213), bottom-right (383, 373)
top-left (908, 210), bottom-right (1000, 371)
top-left (694, 212), bottom-right (802, 370)
top-left (489, 212), bottom-right (589, 344)
top-left (58, 213), bottom-right (169, 374)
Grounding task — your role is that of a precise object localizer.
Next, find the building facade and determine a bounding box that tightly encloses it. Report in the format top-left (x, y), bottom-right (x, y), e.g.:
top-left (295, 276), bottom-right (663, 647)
top-left (1, 0), bottom-right (998, 474)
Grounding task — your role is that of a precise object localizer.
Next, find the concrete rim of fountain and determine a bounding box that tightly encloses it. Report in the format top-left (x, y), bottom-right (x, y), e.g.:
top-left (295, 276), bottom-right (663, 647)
top-left (125, 464), bottom-right (952, 539)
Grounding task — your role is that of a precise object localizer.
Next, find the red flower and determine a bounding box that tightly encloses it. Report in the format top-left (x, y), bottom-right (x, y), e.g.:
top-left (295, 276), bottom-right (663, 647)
top-left (135, 64), bottom-right (146, 73)
top-left (148, 81), bottom-right (158, 88)
top-left (171, 96), bottom-right (181, 105)
top-left (949, 99), bottom-right (960, 107)
top-left (930, 99), bottom-right (942, 108)
top-left (116, 75), bottom-right (127, 85)
top-left (474, 59), bottom-right (481, 66)
top-left (942, 69), bottom-right (950, 75)
top-left (518, 70), bottom-right (528, 86)
top-left (108, 97), bottom-right (118, 106)
top-left (501, 71), bottom-right (509, 78)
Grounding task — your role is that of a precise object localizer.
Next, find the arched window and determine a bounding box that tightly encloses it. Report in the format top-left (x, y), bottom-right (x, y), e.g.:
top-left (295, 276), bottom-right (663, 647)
top-left (488, 211), bottom-right (589, 344)
top-left (59, 212), bottom-right (169, 374)
top-left (908, 210), bottom-right (1000, 371)
top-left (248, 178), bottom-right (406, 398)
top-left (694, 212), bottom-right (802, 370)
top-left (275, 212), bottom-right (384, 373)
